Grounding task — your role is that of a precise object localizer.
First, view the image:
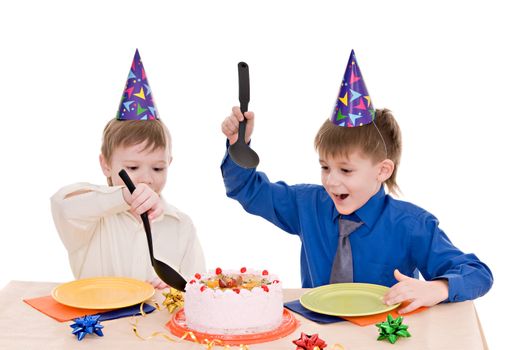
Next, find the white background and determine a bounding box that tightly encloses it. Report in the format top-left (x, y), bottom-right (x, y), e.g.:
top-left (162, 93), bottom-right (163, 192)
top-left (1, 0), bottom-right (525, 348)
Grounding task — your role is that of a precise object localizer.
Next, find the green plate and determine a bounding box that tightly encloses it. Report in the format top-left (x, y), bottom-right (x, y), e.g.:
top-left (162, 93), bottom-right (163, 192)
top-left (300, 283), bottom-right (400, 317)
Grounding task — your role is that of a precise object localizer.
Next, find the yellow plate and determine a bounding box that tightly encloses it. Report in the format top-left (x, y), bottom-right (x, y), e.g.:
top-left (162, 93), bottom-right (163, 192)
top-left (52, 277), bottom-right (155, 309)
top-left (300, 283), bottom-right (400, 317)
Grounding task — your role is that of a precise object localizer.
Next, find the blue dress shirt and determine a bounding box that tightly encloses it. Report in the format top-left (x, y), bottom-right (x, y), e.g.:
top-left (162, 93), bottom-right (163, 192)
top-left (221, 151), bottom-right (493, 302)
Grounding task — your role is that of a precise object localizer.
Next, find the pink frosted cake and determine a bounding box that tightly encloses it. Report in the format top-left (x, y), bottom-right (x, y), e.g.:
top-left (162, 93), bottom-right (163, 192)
top-left (184, 267), bottom-right (283, 334)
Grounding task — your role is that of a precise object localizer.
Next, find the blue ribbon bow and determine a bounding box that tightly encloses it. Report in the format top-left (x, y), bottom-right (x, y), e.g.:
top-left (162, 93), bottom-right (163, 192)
top-left (70, 315), bottom-right (104, 341)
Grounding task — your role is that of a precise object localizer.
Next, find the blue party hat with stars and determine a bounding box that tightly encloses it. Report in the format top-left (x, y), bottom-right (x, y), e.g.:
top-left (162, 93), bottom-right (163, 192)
top-left (116, 49), bottom-right (158, 120)
top-left (330, 50), bottom-right (375, 127)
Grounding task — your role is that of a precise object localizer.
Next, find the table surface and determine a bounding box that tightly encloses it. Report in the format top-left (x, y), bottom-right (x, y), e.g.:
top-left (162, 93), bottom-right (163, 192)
top-left (0, 281), bottom-right (488, 349)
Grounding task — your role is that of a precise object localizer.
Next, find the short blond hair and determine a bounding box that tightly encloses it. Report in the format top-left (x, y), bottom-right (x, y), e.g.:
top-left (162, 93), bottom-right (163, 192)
top-left (101, 119), bottom-right (172, 162)
top-left (314, 109), bottom-right (402, 195)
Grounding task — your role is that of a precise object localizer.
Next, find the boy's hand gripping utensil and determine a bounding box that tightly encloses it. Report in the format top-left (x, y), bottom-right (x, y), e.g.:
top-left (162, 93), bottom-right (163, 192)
top-left (118, 169), bottom-right (187, 291)
top-left (228, 62), bottom-right (260, 169)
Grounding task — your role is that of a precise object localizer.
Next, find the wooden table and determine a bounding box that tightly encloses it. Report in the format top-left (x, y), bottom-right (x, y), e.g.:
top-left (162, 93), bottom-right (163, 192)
top-left (0, 281), bottom-right (487, 349)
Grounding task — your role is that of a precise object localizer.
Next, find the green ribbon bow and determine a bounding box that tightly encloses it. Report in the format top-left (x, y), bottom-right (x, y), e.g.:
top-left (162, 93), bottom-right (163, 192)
top-left (375, 314), bottom-right (411, 344)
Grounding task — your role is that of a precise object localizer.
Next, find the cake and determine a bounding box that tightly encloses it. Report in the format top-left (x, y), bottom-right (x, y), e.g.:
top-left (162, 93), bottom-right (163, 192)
top-left (184, 267), bottom-right (283, 334)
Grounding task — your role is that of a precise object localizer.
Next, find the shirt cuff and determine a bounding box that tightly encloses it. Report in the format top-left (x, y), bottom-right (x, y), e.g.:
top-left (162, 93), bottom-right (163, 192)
top-left (220, 139), bottom-right (257, 197)
top-left (220, 138), bottom-right (253, 167)
top-left (433, 274), bottom-right (462, 302)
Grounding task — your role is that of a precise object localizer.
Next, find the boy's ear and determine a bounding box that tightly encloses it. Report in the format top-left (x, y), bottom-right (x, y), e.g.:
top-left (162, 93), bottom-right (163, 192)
top-left (99, 154), bottom-right (111, 177)
top-left (377, 159), bottom-right (395, 183)
top-left (169, 155), bottom-right (173, 166)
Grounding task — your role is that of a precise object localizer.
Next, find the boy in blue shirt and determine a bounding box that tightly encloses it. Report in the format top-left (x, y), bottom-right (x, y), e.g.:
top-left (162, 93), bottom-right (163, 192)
top-left (220, 50), bottom-right (492, 313)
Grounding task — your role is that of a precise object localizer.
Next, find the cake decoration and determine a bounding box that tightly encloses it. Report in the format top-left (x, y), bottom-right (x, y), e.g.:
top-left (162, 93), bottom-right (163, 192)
top-left (195, 267), bottom-right (274, 292)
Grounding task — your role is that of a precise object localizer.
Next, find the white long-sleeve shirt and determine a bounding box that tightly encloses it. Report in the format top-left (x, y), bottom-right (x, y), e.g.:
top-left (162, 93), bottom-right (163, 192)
top-left (51, 183), bottom-right (206, 282)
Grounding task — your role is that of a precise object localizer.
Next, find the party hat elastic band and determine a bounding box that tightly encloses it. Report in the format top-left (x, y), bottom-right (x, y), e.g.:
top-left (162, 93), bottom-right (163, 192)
top-left (116, 49), bottom-right (159, 120)
top-left (372, 119), bottom-right (388, 157)
top-left (331, 50), bottom-right (375, 128)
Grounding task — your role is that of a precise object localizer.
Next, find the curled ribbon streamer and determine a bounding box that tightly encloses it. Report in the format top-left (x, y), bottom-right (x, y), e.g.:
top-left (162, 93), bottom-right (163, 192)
top-left (329, 345), bottom-right (345, 350)
top-left (299, 344), bottom-right (346, 350)
top-left (200, 338), bottom-right (250, 350)
top-left (314, 343), bottom-right (345, 350)
top-left (133, 304), bottom-right (342, 350)
top-left (131, 315), bottom-right (180, 343)
top-left (180, 331), bottom-right (199, 343)
top-left (131, 307), bottom-right (250, 349)
top-left (139, 300), bottom-right (162, 317)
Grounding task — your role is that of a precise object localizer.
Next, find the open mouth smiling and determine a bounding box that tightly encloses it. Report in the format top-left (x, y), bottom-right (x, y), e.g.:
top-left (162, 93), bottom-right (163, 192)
top-left (334, 193), bottom-right (349, 200)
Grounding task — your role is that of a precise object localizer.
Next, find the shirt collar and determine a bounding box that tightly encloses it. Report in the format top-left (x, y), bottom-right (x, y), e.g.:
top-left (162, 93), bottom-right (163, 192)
top-left (332, 186), bottom-right (386, 228)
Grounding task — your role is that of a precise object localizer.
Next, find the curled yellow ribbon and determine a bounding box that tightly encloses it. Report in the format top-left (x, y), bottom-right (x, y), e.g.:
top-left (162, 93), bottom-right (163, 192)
top-left (131, 305), bottom-right (250, 349)
top-left (133, 297), bottom-right (342, 350)
top-left (301, 343), bottom-right (345, 350)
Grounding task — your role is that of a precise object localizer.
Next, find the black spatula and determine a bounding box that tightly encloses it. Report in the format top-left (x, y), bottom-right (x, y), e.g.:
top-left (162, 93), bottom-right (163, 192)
top-left (118, 169), bottom-right (187, 291)
top-left (228, 62), bottom-right (260, 169)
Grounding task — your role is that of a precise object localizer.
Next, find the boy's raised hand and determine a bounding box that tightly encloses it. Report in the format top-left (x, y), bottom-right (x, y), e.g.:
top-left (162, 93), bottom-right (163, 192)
top-left (383, 269), bottom-right (449, 314)
top-left (221, 106), bottom-right (255, 145)
top-left (122, 183), bottom-right (164, 221)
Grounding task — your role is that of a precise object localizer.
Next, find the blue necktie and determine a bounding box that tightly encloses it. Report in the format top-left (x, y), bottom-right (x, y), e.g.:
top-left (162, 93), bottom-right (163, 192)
top-left (330, 218), bottom-right (363, 283)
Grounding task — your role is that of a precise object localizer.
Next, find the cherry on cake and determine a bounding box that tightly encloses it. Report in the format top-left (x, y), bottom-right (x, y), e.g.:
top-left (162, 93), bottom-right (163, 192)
top-left (184, 267), bottom-right (283, 334)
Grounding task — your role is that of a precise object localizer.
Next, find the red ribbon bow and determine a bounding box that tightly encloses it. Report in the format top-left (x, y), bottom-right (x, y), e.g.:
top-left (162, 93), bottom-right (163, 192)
top-left (293, 332), bottom-right (327, 350)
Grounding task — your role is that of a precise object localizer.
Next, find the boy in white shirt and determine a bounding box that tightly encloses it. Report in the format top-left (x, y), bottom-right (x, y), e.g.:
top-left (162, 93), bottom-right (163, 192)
top-left (51, 50), bottom-right (205, 288)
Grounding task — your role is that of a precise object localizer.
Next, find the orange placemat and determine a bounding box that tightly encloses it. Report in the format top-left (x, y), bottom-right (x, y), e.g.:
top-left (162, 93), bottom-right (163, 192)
top-left (341, 301), bottom-right (428, 326)
top-left (23, 295), bottom-right (112, 322)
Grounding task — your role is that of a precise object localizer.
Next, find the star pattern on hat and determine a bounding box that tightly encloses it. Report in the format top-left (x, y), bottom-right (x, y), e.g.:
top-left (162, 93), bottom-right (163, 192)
top-left (116, 49), bottom-right (158, 120)
top-left (330, 50), bottom-right (375, 127)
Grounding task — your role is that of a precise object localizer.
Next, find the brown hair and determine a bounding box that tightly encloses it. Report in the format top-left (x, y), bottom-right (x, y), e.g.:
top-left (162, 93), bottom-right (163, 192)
top-left (314, 108), bottom-right (402, 195)
top-left (101, 119), bottom-right (172, 163)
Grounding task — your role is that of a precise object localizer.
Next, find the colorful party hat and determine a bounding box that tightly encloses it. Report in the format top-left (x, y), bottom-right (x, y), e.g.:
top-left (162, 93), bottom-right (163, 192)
top-left (331, 50), bottom-right (375, 127)
top-left (116, 49), bottom-right (158, 120)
